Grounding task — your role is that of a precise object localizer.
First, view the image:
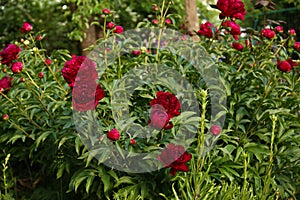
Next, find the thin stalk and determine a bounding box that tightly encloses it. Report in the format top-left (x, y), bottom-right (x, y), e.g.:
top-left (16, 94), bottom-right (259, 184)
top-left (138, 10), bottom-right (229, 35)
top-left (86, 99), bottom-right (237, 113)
top-left (261, 115), bottom-right (277, 200)
top-left (24, 82), bottom-right (55, 121)
top-left (0, 91), bottom-right (42, 129)
top-left (8, 119), bottom-right (31, 138)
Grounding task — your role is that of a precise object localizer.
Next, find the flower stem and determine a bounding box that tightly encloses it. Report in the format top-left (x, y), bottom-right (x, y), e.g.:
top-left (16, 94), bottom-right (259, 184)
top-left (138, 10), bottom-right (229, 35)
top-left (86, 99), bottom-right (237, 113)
top-left (261, 115), bottom-right (277, 200)
top-left (0, 91), bottom-right (42, 129)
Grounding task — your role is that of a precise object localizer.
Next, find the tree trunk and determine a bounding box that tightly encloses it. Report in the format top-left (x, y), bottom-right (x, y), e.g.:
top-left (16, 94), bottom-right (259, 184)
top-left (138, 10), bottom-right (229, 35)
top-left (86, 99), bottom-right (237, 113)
top-left (184, 0), bottom-right (200, 42)
top-left (81, 24), bottom-right (97, 56)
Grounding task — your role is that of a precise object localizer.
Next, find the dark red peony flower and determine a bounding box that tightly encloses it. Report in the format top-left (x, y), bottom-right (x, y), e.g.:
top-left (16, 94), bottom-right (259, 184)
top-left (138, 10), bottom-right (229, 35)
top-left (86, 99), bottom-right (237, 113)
top-left (11, 62), bottom-right (23, 73)
top-left (261, 28), bottom-right (275, 39)
top-left (0, 44), bottom-right (22, 66)
top-left (20, 22), bottom-right (33, 34)
top-left (107, 22), bottom-right (115, 29)
top-left (0, 76), bottom-right (13, 93)
top-left (148, 104), bottom-right (173, 130)
top-left (72, 81), bottom-right (105, 111)
top-left (62, 55), bottom-right (98, 88)
top-left (216, 0), bottom-right (246, 20)
top-left (221, 20), bottom-right (241, 40)
top-left (210, 125), bottom-right (221, 136)
top-left (107, 128), bottom-right (120, 141)
top-left (294, 42), bottom-right (300, 51)
top-left (232, 42), bottom-right (243, 51)
top-left (275, 26), bottom-right (283, 33)
top-left (150, 91), bottom-right (180, 118)
top-left (158, 143), bottom-right (192, 176)
top-left (113, 26), bottom-right (124, 34)
top-left (277, 58), bottom-right (298, 73)
top-left (198, 22), bottom-right (218, 38)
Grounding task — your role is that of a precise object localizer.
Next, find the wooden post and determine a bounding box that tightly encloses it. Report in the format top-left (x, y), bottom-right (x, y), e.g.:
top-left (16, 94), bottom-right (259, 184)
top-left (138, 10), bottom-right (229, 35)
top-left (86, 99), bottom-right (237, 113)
top-left (184, 0), bottom-right (200, 42)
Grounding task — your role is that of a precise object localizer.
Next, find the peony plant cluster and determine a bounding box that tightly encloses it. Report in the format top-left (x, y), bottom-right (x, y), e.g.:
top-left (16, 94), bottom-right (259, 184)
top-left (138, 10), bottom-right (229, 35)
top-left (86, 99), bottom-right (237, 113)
top-left (0, 0), bottom-right (299, 199)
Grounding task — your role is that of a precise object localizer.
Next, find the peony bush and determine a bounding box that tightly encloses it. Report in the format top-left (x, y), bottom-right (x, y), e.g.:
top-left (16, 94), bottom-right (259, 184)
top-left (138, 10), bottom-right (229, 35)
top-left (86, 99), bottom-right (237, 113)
top-left (0, 0), bottom-right (299, 199)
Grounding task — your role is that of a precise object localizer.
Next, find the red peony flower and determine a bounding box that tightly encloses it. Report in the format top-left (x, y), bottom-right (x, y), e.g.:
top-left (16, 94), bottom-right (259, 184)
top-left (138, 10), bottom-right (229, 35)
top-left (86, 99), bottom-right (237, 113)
top-left (216, 0), bottom-right (246, 20)
top-left (210, 125), bottom-right (221, 136)
top-left (0, 44), bottom-right (22, 66)
top-left (165, 18), bottom-right (172, 25)
top-left (158, 143), bottom-right (192, 176)
top-left (113, 26), bottom-right (124, 34)
top-left (198, 22), bottom-right (218, 38)
top-left (221, 20), bottom-right (241, 40)
top-left (288, 28), bottom-right (296, 36)
top-left (153, 5), bottom-right (158, 11)
top-left (72, 81), bottom-right (105, 111)
top-left (232, 42), bottom-right (243, 51)
top-left (0, 76), bottom-right (13, 93)
top-left (62, 55), bottom-right (98, 88)
top-left (107, 128), bottom-right (120, 141)
top-left (277, 58), bottom-right (298, 73)
top-left (107, 22), bottom-right (115, 29)
top-left (11, 62), bottom-right (23, 73)
top-left (20, 22), bottom-right (33, 34)
top-left (150, 91), bottom-right (181, 118)
top-left (102, 8), bottom-right (110, 15)
top-left (294, 42), bottom-right (300, 51)
top-left (148, 104), bottom-right (173, 130)
top-left (275, 26), bottom-right (283, 33)
top-left (261, 28), bottom-right (275, 39)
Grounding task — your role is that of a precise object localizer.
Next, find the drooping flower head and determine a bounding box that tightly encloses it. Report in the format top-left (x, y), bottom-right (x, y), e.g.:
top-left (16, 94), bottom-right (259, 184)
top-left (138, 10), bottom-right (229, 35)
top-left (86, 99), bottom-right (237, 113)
top-left (113, 26), bottom-right (124, 34)
top-left (0, 76), bottom-right (13, 93)
top-left (261, 28), bottom-right (275, 39)
top-left (216, 0), bottom-right (246, 20)
top-left (221, 20), bottom-right (241, 40)
top-left (150, 91), bottom-right (180, 118)
top-left (148, 104), bottom-right (173, 130)
top-left (62, 55), bottom-right (98, 88)
top-left (277, 58), bottom-right (298, 73)
top-left (20, 22), bottom-right (33, 34)
top-left (198, 22), bottom-right (218, 38)
top-left (158, 143), bottom-right (192, 176)
top-left (0, 44), bottom-right (22, 66)
top-left (232, 42), bottom-right (244, 51)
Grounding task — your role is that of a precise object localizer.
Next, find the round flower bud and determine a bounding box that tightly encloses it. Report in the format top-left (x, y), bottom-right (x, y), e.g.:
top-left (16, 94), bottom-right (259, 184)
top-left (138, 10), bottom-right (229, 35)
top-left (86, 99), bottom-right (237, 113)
top-left (23, 40), bottom-right (30, 46)
top-left (130, 139), bottom-right (136, 145)
top-left (102, 8), bottom-right (110, 15)
top-left (2, 114), bottom-right (9, 120)
top-left (38, 72), bottom-right (44, 78)
top-left (210, 125), bottom-right (221, 136)
top-left (107, 128), bottom-right (120, 141)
